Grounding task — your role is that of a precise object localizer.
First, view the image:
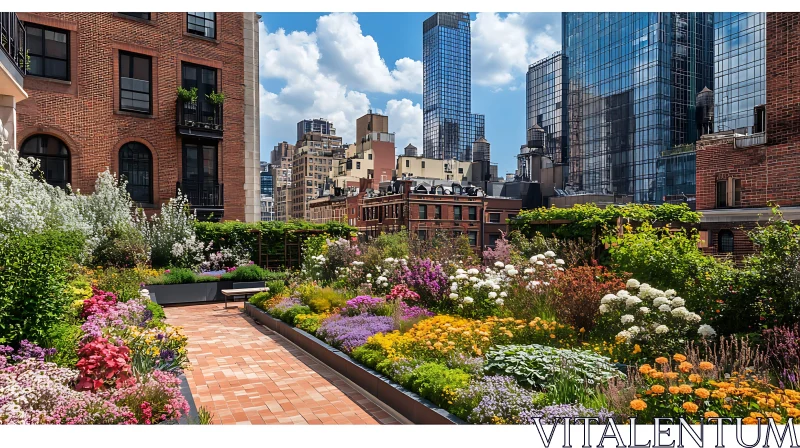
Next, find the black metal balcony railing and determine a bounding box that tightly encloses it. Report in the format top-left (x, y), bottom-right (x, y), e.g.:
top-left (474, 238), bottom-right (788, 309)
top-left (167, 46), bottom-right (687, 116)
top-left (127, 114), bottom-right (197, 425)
top-left (176, 98), bottom-right (223, 136)
top-left (0, 12), bottom-right (27, 76)
top-left (177, 181), bottom-right (224, 207)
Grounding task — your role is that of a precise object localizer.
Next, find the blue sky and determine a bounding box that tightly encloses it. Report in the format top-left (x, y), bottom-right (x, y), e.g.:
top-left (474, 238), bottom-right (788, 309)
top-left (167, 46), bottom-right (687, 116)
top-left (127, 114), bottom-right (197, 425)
top-left (257, 12), bottom-right (561, 175)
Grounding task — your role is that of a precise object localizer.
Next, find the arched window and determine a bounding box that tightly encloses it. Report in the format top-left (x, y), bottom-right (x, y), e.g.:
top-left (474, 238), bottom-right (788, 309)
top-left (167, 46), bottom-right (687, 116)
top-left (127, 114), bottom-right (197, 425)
top-left (119, 142), bottom-right (153, 203)
top-left (718, 230), bottom-right (735, 254)
top-left (20, 135), bottom-right (71, 189)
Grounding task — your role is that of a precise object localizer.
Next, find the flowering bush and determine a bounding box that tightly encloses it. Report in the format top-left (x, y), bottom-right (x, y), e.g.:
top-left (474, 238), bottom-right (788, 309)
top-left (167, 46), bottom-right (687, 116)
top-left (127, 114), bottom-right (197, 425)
top-left (596, 279), bottom-right (716, 361)
top-left (396, 258), bottom-right (449, 308)
top-left (519, 403), bottom-right (614, 425)
top-left (199, 242), bottom-right (251, 272)
top-left (136, 193), bottom-right (200, 268)
top-left (341, 295), bottom-right (390, 316)
top-left (545, 264), bottom-right (626, 332)
top-left (294, 313), bottom-right (331, 335)
top-left (124, 326), bottom-right (189, 375)
top-left (630, 354), bottom-right (800, 423)
top-left (81, 287), bottom-right (118, 319)
top-left (75, 337), bottom-right (133, 391)
top-left (763, 323), bottom-right (800, 389)
top-left (488, 253), bottom-right (565, 321)
top-left (104, 370), bottom-right (190, 424)
top-left (317, 314), bottom-right (397, 354)
top-left (453, 375), bottom-right (538, 424)
top-left (484, 344), bottom-right (624, 389)
top-left (385, 284), bottom-right (420, 303)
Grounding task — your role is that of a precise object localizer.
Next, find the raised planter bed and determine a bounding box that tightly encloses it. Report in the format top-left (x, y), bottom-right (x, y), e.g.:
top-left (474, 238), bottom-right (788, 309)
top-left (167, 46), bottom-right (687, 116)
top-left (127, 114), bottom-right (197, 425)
top-left (244, 302), bottom-right (463, 425)
top-left (148, 281), bottom-right (268, 306)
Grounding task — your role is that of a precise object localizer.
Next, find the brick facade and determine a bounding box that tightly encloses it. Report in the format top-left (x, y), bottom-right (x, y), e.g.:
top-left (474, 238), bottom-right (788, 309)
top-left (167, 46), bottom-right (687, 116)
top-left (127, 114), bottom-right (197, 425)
top-left (16, 13), bottom-right (258, 221)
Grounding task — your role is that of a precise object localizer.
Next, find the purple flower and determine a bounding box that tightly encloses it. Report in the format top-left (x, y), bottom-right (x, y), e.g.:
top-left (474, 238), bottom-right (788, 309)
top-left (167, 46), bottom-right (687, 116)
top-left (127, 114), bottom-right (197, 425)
top-left (458, 375), bottom-right (539, 424)
top-left (317, 315), bottom-right (397, 353)
top-left (399, 302), bottom-right (434, 320)
top-left (342, 295), bottom-right (386, 316)
top-left (267, 297), bottom-right (302, 316)
top-left (397, 258), bottom-right (449, 308)
top-left (519, 404), bottom-right (614, 425)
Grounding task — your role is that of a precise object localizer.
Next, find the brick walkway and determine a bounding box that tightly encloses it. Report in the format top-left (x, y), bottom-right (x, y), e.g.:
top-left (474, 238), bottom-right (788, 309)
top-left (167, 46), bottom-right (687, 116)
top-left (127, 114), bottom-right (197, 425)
top-left (165, 302), bottom-right (401, 425)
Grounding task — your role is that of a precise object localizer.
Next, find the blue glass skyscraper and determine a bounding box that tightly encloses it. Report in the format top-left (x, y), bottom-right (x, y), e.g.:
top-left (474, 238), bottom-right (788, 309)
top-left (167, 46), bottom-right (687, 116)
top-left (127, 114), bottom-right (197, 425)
top-left (563, 13), bottom-right (714, 203)
top-left (714, 13), bottom-right (766, 134)
top-left (422, 12), bottom-right (485, 161)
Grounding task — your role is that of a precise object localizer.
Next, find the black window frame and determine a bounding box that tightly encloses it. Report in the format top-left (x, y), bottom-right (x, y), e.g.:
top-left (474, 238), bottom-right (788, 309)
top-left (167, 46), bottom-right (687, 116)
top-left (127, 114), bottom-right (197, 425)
top-left (418, 204), bottom-right (427, 219)
top-left (454, 205), bottom-right (462, 221)
top-left (119, 142), bottom-right (153, 204)
top-left (20, 135), bottom-right (71, 189)
top-left (405, 159), bottom-right (409, 168)
top-left (468, 206), bottom-right (477, 220)
top-left (468, 231), bottom-right (478, 247)
top-left (119, 13), bottom-right (152, 21)
top-left (25, 23), bottom-right (70, 81)
top-left (119, 51), bottom-right (153, 114)
top-left (718, 230), bottom-right (735, 253)
top-left (187, 12), bottom-right (216, 39)
top-left (489, 212), bottom-right (501, 223)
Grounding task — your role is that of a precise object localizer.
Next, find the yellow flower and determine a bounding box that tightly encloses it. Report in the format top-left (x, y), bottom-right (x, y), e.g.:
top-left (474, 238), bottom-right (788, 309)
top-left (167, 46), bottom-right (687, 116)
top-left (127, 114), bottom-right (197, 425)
top-left (695, 388), bottom-right (710, 399)
top-left (699, 361), bottom-right (714, 371)
top-left (682, 402), bottom-right (699, 413)
top-left (742, 417), bottom-right (758, 425)
top-left (673, 354), bottom-right (687, 363)
top-left (630, 399), bottom-right (647, 411)
top-left (787, 408), bottom-right (800, 418)
top-left (666, 372), bottom-right (679, 380)
top-left (650, 371), bottom-right (665, 379)
top-left (766, 413), bottom-right (782, 423)
top-left (633, 344), bottom-right (642, 354)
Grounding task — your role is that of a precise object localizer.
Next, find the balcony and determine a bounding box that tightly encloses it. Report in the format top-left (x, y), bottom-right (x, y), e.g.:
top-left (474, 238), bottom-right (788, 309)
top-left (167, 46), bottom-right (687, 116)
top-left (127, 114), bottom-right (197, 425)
top-left (176, 98), bottom-right (223, 140)
top-left (734, 132), bottom-right (767, 149)
top-left (0, 13), bottom-right (26, 88)
top-left (177, 180), bottom-right (224, 221)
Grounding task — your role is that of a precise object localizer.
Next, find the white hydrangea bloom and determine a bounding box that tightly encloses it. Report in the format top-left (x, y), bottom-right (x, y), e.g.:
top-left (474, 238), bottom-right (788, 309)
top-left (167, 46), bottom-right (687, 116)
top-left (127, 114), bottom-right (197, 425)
top-left (601, 294), bottom-right (617, 304)
top-left (658, 304), bottom-right (672, 312)
top-left (617, 290), bottom-right (630, 298)
top-left (449, 293), bottom-right (459, 299)
top-left (628, 326), bottom-right (641, 335)
top-left (685, 312), bottom-right (702, 323)
top-left (599, 304), bottom-right (609, 314)
top-left (626, 279), bottom-right (641, 289)
top-left (535, 260), bottom-right (545, 266)
top-left (655, 325), bottom-right (669, 334)
top-left (544, 250), bottom-right (556, 258)
top-left (555, 259), bottom-right (565, 265)
top-left (495, 298), bottom-right (504, 306)
top-left (616, 330), bottom-right (632, 342)
top-left (625, 296), bottom-right (643, 308)
top-left (529, 256), bottom-right (538, 263)
top-left (366, 273), bottom-right (372, 278)
top-left (524, 268), bottom-right (534, 274)
top-left (671, 297), bottom-right (686, 307)
top-left (467, 268), bottom-right (480, 275)
top-left (621, 314), bottom-right (635, 324)
top-left (456, 268), bottom-right (466, 275)
top-left (653, 297), bottom-right (670, 307)
top-left (698, 325), bottom-right (716, 338)
top-left (499, 291), bottom-right (507, 298)
top-left (494, 262), bottom-right (505, 268)
top-left (507, 269), bottom-right (519, 276)
top-left (488, 292), bottom-right (498, 299)
top-left (639, 307), bottom-right (650, 314)
top-left (671, 306), bottom-right (689, 318)
top-left (665, 289), bottom-right (677, 297)
top-left (463, 296), bottom-right (474, 304)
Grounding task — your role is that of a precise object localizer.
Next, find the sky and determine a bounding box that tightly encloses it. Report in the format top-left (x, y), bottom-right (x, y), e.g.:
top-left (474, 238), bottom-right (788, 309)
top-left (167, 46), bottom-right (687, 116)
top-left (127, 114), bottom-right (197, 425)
top-left (257, 12), bottom-right (562, 175)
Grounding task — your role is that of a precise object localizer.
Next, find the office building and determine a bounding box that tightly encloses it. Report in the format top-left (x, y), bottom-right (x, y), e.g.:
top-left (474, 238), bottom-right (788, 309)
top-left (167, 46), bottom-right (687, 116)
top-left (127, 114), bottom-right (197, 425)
top-left (422, 12), bottom-right (484, 161)
top-left (290, 131), bottom-right (345, 220)
top-left (260, 169), bottom-right (273, 196)
top-left (15, 13), bottom-right (261, 221)
top-left (563, 13), bottom-right (714, 203)
top-left (270, 141), bottom-right (294, 221)
top-left (330, 112), bottom-right (396, 190)
top-left (297, 118), bottom-right (335, 142)
top-left (526, 51), bottom-right (568, 165)
top-left (713, 12), bottom-right (766, 135)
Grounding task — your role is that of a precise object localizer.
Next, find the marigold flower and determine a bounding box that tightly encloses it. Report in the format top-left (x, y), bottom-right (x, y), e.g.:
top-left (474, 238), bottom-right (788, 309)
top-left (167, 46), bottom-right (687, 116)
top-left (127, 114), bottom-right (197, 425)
top-left (639, 364), bottom-right (653, 374)
top-left (650, 371), bottom-right (665, 379)
top-left (655, 357), bottom-right (669, 365)
top-left (787, 408), bottom-right (800, 418)
top-left (679, 385), bottom-right (693, 394)
top-left (704, 411), bottom-right (719, 419)
top-left (630, 399), bottom-right (647, 411)
top-left (682, 402), bottom-right (699, 413)
top-left (742, 417), bottom-right (758, 425)
top-left (633, 344), bottom-right (642, 354)
top-left (679, 361), bottom-right (694, 373)
top-left (695, 388), bottom-right (711, 399)
top-left (666, 372), bottom-right (679, 380)
top-left (699, 361), bottom-right (714, 371)
top-left (669, 386), bottom-right (681, 394)
top-left (766, 413), bottom-right (782, 423)
top-left (673, 354), bottom-right (687, 362)
top-left (689, 374), bottom-right (703, 383)
top-left (651, 385), bottom-right (665, 394)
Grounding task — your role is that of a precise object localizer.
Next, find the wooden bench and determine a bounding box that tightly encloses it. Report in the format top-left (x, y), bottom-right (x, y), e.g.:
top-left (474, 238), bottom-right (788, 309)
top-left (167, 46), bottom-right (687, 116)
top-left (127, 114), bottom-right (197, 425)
top-left (221, 287), bottom-right (268, 309)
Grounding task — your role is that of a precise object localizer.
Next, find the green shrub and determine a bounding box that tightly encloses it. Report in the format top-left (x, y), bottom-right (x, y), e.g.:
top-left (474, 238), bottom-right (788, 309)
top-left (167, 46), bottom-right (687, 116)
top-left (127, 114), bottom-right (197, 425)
top-left (0, 230), bottom-right (84, 345)
top-left (303, 287), bottom-right (347, 313)
top-left (92, 224), bottom-right (149, 268)
top-left (44, 321), bottom-right (82, 367)
top-left (484, 344), bottom-right (624, 389)
top-left (405, 362), bottom-right (471, 408)
top-left (93, 267), bottom-right (149, 301)
top-left (294, 312), bottom-right (329, 335)
top-left (146, 300), bottom-right (166, 327)
top-left (152, 268), bottom-right (199, 285)
top-left (351, 345), bottom-right (387, 369)
top-left (279, 305), bottom-right (311, 324)
top-left (219, 264), bottom-right (283, 282)
top-left (248, 291), bottom-right (272, 309)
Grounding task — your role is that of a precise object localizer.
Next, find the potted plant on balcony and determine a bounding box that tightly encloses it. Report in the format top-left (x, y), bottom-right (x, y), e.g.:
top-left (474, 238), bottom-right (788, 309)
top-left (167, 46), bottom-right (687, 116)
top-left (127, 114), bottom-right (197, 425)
top-left (206, 91), bottom-right (225, 130)
top-left (177, 87), bottom-right (198, 126)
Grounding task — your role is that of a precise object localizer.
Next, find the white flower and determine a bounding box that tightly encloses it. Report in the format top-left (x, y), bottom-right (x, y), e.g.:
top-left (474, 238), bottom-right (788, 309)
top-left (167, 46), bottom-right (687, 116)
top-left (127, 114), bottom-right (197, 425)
top-left (377, 276), bottom-right (387, 283)
top-left (494, 262), bottom-right (505, 268)
top-left (671, 306), bottom-right (689, 318)
top-left (655, 325), bottom-right (669, 334)
top-left (456, 273), bottom-right (468, 280)
top-left (467, 268), bottom-right (480, 275)
top-left (628, 326), bottom-right (641, 335)
top-left (507, 269), bottom-right (519, 276)
top-left (621, 314), bottom-right (635, 324)
top-left (529, 256), bottom-right (538, 263)
top-left (658, 304), bottom-right (672, 312)
top-left (366, 273), bottom-right (372, 278)
top-left (488, 292), bottom-right (498, 299)
top-left (544, 251), bottom-right (556, 258)
top-left (652, 297), bottom-right (670, 307)
top-left (639, 307), bottom-right (650, 314)
top-left (524, 268), bottom-right (534, 274)
top-left (626, 279), bottom-right (640, 289)
top-left (537, 254), bottom-right (547, 260)
top-left (670, 297), bottom-right (685, 307)
top-left (616, 290), bottom-right (630, 298)
top-left (555, 259), bottom-right (565, 265)
top-left (451, 285), bottom-right (458, 292)
top-left (449, 293), bottom-right (459, 299)
top-left (625, 296), bottom-right (642, 308)
top-left (495, 298), bottom-right (504, 306)
top-left (492, 284), bottom-right (501, 290)
top-left (463, 296), bottom-right (474, 304)
top-left (639, 283), bottom-right (651, 290)
top-left (449, 275), bottom-right (454, 280)
top-left (665, 289), bottom-right (677, 297)
top-left (599, 304), bottom-right (609, 314)
top-left (616, 330), bottom-right (632, 342)
top-left (535, 260), bottom-right (544, 266)
top-left (499, 291), bottom-right (507, 298)
top-left (456, 268), bottom-right (466, 275)
top-left (384, 257), bottom-right (395, 263)
top-left (698, 325), bottom-right (716, 338)
top-left (601, 294), bottom-right (617, 304)
top-left (469, 276), bottom-right (480, 283)
top-left (685, 312), bottom-right (702, 323)
top-left (504, 264), bottom-right (516, 271)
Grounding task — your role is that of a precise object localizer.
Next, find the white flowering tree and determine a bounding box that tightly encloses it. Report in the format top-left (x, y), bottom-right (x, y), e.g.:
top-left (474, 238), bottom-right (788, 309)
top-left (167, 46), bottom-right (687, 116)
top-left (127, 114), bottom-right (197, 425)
top-left (136, 193), bottom-right (203, 268)
top-left (596, 278), bottom-right (716, 361)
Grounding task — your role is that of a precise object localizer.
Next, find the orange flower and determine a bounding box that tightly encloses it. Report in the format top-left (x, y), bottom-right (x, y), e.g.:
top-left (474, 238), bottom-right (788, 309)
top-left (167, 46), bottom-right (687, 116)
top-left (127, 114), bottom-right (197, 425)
top-left (742, 417), bottom-right (758, 425)
top-left (699, 361), bottom-right (714, 371)
top-left (669, 386), bottom-right (681, 394)
top-left (695, 388), bottom-right (711, 399)
top-left (651, 385), bottom-right (665, 394)
top-left (689, 374), bottom-right (703, 383)
top-left (650, 371), bottom-right (665, 379)
top-left (655, 357), bottom-right (669, 365)
top-left (679, 362), bottom-right (694, 373)
top-left (787, 408), bottom-right (800, 418)
top-left (666, 372), bottom-right (679, 380)
top-left (682, 402), bottom-right (699, 413)
top-left (630, 399), bottom-right (647, 411)
top-left (679, 384), bottom-right (693, 394)
top-left (673, 354), bottom-right (687, 362)
top-left (633, 344), bottom-right (642, 354)
top-left (766, 413), bottom-right (782, 423)
top-left (639, 364), bottom-right (653, 374)
top-left (704, 411), bottom-right (719, 419)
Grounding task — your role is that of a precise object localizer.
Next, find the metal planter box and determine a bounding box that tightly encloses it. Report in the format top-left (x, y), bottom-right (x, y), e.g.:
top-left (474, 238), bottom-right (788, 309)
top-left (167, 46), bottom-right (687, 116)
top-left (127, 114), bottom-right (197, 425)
top-left (148, 283), bottom-right (220, 305)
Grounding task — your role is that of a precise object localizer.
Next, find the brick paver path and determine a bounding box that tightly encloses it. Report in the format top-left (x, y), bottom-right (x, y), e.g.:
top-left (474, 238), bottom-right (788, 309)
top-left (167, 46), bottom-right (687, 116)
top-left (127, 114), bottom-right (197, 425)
top-left (165, 303), bottom-right (401, 425)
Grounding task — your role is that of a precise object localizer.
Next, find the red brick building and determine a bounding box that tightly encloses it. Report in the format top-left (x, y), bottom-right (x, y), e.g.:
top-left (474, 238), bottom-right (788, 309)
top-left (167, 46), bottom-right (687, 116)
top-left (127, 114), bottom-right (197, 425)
top-left (696, 13), bottom-right (800, 257)
top-left (15, 12), bottom-right (261, 221)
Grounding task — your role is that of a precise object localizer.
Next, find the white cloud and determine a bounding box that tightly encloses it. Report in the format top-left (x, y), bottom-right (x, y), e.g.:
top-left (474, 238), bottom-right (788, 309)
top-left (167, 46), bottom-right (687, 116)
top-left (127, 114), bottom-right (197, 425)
top-left (258, 14), bottom-right (422, 146)
top-left (471, 12), bottom-right (561, 88)
top-left (382, 99), bottom-right (422, 153)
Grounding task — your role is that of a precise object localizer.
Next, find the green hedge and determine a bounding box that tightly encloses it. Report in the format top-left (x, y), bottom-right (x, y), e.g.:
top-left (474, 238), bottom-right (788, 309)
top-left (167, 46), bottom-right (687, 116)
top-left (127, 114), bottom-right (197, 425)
top-left (193, 220), bottom-right (355, 266)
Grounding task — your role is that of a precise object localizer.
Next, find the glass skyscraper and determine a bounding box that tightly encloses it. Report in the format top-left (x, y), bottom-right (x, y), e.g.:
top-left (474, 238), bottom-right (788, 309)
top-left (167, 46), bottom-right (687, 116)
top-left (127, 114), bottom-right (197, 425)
top-left (563, 13), bottom-right (713, 203)
top-left (296, 119), bottom-right (335, 142)
top-left (526, 51), bottom-right (569, 166)
top-left (713, 13), bottom-right (766, 134)
top-left (260, 170), bottom-right (273, 196)
top-left (422, 12), bottom-right (485, 161)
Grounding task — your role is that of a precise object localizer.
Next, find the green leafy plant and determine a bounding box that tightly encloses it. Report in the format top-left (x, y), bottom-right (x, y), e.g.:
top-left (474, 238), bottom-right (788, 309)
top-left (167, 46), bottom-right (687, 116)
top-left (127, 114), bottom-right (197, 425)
top-left (177, 86), bottom-right (198, 103)
top-left (197, 406), bottom-right (214, 425)
top-left (206, 91), bottom-right (225, 105)
top-left (403, 362), bottom-right (471, 408)
top-left (294, 312), bottom-right (329, 335)
top-left (92, 224), bottom-right (150, 268)
top-left (220, 264), bottom-right (285, 282)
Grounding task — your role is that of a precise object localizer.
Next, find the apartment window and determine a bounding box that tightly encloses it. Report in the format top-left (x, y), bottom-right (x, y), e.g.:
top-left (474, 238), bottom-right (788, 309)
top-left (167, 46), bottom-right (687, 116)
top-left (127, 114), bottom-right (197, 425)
top-left (454, 206), bottom-right (462, 221)
top-left (488, 233), bottom-right (500, 247)
top-left (368, 153), bottom-right (373, 160)
top-left (25, 24), bottom-right (69, 80)
top-left (119, 142), bottom-right (152, 203)
top-left (468, 206), bottom-right (477, 220)
top-left (422, 161), bottom-right (426, 169)
top-left (508, 214), bottom-right (516, 221)
top-left (458, 167), bottom-right (464, 174)
top-left (718, 230), bottom-right (735, 253)
top-left (434, 205), bottom-right (441, 219)
top-left (356, 162), bottom-right (361, 169)
top-left (187, 12), bottom-right (216, 39)
top-left (417, 230), bottom-right (427, 240)
top-left (20, 135), bottom-right (70, 189)
top-left (468, 231), bottom-right (478, 246)
top-left (716, 178), bottom-right (742, 208)
top-left (489, 212), bottom-right (501, 223)
top-left (754, 105), bottom-right (766, 133)
top-left (418, 205), bottom-right (427, 219)
top-left (119, 13), bottom-right (151, 20)
top-left (405, 160), bottom-right (409, 168)
top-left (119, 52), bottom-right (152, 113)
